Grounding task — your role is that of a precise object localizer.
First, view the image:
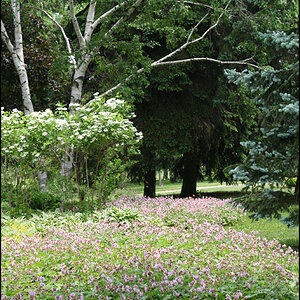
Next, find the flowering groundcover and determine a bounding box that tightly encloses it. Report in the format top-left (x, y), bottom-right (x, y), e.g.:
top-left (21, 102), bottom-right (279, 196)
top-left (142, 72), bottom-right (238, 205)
top-left (1, 196), bottom-right (299, 299)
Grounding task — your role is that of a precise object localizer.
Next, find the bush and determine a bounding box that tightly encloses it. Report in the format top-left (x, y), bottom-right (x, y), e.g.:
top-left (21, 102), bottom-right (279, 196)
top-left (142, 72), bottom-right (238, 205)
top-left (29, 191), bottom-right (61, 210)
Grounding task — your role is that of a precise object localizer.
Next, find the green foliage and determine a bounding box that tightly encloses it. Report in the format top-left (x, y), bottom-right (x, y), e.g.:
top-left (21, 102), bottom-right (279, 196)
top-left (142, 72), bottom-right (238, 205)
top-left (1, 98), bottom-right (142, 209)
top-left (30, 191), bottom-right (61, 210)
top-left (226, 30), bottom-right (299, 226)
top-left (99, 206), bottom-right (141, 224)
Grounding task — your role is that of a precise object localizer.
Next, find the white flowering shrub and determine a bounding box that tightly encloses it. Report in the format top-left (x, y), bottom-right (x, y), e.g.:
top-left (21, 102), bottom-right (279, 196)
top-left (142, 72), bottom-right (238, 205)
top-left (1, 97), bottom-right (142, 210)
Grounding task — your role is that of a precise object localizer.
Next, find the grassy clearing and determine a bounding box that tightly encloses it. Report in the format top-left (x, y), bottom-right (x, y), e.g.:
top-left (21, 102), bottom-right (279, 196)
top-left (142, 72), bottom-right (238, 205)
top-left (1, 196), bottom-right (299, 299)
top-left (230, 213), bottom-right (299, 251)
top-left (115, 180), bottom-right (244, 195)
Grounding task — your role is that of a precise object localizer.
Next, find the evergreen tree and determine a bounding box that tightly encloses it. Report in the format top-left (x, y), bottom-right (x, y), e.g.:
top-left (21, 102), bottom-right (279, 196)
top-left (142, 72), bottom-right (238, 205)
top-left (226, 31), bottom-right (299, 226)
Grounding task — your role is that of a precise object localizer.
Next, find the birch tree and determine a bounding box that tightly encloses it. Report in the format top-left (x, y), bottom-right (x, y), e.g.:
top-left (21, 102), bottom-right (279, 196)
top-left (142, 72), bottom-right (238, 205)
top-left (1, 0), bottom-right (33, 114)
top-left (33, 0), bottom-right (260, 180)
top-left (39, 0), bottom-right (260, 109)
top-left (2, 0), bottom-right (261, 184)
top-left (1, 0), bottom-right (48, 191)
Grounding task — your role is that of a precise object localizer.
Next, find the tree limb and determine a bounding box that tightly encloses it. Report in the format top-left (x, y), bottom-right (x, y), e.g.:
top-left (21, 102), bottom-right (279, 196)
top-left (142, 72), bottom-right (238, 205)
top-left (104, 0), bottom-right (145, 38)
top-left (69, 0), bottom-right (85, 48)
top-left (83, 0), bottom-right (97, 42)
top-left (186, 11), bottom-right (209, 43)
top-left (182, 1), bottom-right (214, 10)
top-left (40, 9), bottom-right (77, 68)
top-left (92, 0), bottom-right (128, 30)
top-left (1, 20), bottom-right (15, 54)
top-left (153, 57), bottom-right (263, 69)
top-left (97, 57), bottom-right (261, 99)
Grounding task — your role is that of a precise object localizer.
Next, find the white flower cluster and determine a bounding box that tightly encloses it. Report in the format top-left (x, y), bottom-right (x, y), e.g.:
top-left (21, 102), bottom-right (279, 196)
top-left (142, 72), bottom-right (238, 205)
top-left (1, 101), bottom-right (143, 162)
top-left (104, 98), bottom-right (125, 109)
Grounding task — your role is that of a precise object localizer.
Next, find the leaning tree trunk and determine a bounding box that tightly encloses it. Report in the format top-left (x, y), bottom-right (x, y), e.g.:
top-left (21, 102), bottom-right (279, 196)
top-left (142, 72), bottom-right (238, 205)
top-left (14, 58), bottom-right (48, 191)
top-left (180, 151), bottom-right (199, 198)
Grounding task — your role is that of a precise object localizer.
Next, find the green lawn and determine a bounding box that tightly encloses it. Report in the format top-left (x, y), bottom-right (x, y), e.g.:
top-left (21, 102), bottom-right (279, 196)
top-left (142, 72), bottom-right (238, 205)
top-left (117, 180), bottom-right (244, 195)
top-left (230, 212), bottom-right (299, 251)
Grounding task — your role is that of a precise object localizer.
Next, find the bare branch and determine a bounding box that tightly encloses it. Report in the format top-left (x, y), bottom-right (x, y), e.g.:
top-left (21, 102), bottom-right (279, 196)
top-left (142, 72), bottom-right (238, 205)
top-left (153, 57), bottom-right (263, 69)
top-left (99, 68), bottom-right (144, 98)
top-left (92, 1), bottom-right (128, 29)
top-left (104, 0), bottom-right (144, 38)
top-left (182, 1), bottom-right (214, 10)
top-left (41, 10), bottom-right (77, 68)
top-left (69, 0), bottom-right (85, 48)
top-left (186, 11), bottom-right (209, 43)
top-left (98, 56), bottom-right (261, 99)
top-left (1, 20), bottom-right (15, 54)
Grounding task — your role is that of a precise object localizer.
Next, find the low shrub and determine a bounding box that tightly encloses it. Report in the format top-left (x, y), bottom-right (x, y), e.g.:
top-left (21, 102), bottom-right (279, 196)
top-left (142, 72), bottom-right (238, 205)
top-left (29, 191), bottom-right (61, 210)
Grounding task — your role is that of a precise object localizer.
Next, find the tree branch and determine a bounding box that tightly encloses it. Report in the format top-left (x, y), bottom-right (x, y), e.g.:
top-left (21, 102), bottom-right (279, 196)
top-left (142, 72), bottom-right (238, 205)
top-left (83, 0), bottom-right (97, 42)
top-left (153, 57), bottom-right (263, 69)
top-left (92, 1), bottom-right (128, 30)
top-left (69, 0), bottom-right (85, 48)
top-left (98, 56), bottom-right (261, 99)
top-left (182, 1), bottom-right (214, 10)
top-left (1, 20), bottom-right (15, 54)
top-left (186, 11), bottom-right (209, 43)
top-left (104, 0), bottom-right (144, 38)
top-left (41, 10), bottom-right (77, 68)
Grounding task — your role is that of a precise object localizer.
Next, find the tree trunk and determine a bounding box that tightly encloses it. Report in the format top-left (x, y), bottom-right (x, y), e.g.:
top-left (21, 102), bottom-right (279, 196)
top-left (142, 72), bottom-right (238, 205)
top-left (180, 151), bottom-right (199, 198)
top-left (144, 167), bottom-right (156, 198)
top-left (69, 57), bottom-right (92, 108)
top-left (37, 162), bottom-right (48, 192)
top-left (70, 68), bottom-right (86, 107)
top-left (13, 61), bottom-right (34, 113)
top-left (2, 8), bottom-right (47, 191)
top-left (295, 165), bottom-right (299, 202)
top-left (158, 170), bottom-right (162, 186)
top-left (142, 147), bottom-right (156, 198)
top-left (60, 58), bottom-right (91, 176)
top-left (163, 169), bottom-right (168, 180)
top-left (60, 149), bottom-right (74, 178)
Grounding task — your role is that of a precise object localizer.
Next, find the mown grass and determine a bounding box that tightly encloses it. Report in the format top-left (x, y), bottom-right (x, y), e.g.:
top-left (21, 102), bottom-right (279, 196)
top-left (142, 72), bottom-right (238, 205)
top-left (230, 213), bottom-right (299, 251)
top-left (117, 180), bottom-right (244, 195)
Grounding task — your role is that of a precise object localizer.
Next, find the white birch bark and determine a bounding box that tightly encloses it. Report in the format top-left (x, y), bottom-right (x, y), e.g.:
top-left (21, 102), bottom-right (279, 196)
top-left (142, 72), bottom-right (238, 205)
top-left (67, 0), bottom-right (130, 111)
top-left (60, 0), bottom-right (131, 176)
top-left (1, 11), bottom-right (33, 114)
top-left (1, 1), bottom-right (48, 191)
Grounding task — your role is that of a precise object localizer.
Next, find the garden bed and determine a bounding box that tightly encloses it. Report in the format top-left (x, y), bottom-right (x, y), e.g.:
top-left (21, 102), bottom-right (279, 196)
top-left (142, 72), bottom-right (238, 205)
top-left (1, 196), bottom-right (299, 299)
